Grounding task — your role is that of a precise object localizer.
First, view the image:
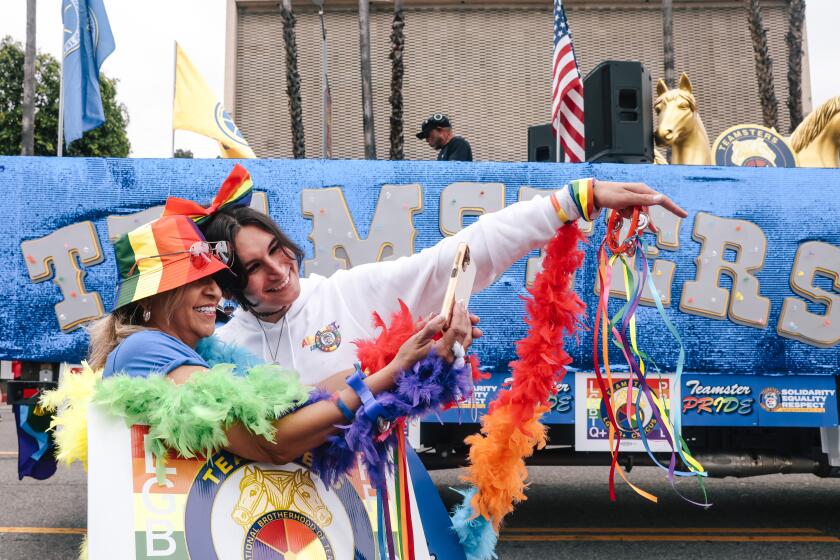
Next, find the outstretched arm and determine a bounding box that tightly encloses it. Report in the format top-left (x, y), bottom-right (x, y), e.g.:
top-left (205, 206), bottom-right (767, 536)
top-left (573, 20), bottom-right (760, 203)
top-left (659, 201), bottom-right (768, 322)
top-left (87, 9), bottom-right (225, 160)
top-left (331, 179), bottom-right (687, 321)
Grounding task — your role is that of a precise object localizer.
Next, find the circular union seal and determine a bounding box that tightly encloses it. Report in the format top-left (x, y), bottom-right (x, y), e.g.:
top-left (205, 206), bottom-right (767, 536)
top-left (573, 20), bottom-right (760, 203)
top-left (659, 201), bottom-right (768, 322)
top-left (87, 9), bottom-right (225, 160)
top-left (243, 510), bottom-right (335, 560)
top-left (183, 454), bottom-right (375, 560)
top-left (760, 387), bottom-right (782, 412)
top-left (214, 102), bottom-right (249, 146)
top-left (712, 124), bottom-right (798, 167)
top-left (600, 379), bottom-right (657, 439)
top-left (62, 0), bottom-right (81, 56)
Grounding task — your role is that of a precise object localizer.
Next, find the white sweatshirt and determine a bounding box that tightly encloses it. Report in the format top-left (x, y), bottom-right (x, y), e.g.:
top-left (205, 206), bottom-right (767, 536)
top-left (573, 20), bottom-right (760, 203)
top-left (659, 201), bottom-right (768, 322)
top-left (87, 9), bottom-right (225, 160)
top-left (215, 187), bottom-right (594, 385)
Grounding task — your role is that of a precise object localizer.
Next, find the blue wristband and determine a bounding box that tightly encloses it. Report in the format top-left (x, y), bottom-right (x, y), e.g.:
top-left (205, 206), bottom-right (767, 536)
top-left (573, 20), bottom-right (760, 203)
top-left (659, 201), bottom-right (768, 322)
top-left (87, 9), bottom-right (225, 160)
top-left (331, 391), bottom-right (355, 423)
top-left (346, 363), bottom-right (389, 422)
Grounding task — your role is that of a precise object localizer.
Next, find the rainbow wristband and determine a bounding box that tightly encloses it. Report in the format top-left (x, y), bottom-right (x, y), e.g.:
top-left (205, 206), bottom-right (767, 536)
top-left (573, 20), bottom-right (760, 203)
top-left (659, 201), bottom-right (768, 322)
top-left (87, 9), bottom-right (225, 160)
top-left (567, 178), bottom-right (596, 222)
top-left (346, 363), bottom-right (389, 422)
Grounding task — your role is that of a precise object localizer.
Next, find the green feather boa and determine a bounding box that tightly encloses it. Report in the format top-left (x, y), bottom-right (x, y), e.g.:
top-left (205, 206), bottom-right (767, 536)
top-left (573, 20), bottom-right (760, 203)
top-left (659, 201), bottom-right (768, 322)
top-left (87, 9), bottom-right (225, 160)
top-left (94, 363), bottom-right (311, 483)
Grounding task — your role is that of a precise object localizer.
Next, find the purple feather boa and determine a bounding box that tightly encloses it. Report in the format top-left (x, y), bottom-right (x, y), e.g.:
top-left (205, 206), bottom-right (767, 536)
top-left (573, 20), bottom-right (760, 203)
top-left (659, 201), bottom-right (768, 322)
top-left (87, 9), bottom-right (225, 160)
top-left (309, 349), bottom-right (472, 490)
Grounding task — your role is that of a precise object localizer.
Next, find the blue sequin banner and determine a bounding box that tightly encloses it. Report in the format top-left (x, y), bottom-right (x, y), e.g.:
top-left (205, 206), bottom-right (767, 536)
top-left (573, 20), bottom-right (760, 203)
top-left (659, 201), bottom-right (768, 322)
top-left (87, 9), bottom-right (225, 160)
top-left (2, 157), bottom-right (839, 377)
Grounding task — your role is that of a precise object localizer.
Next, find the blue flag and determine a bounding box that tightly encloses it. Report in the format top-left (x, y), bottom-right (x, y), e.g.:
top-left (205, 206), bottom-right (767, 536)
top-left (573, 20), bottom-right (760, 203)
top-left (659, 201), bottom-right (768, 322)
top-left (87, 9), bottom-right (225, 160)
top-left (61, 0), bottom-right (115, 144)
top-left (13, 403), bottom-right (57, 480)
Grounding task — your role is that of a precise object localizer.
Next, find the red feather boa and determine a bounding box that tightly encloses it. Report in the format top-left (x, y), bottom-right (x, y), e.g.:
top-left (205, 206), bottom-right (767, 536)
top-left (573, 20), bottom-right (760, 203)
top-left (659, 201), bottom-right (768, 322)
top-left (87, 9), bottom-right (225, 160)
top-left (354, 300), bottom-right (484, 384)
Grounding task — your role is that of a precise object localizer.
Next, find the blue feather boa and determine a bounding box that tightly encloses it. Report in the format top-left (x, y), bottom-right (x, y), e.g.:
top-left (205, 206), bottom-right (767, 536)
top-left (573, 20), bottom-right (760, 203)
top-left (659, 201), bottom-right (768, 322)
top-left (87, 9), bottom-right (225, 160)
top-left (309, 349), bottom-right (473, 491)
top-left (196, 335), bottom-right (260, 372)
top-left (450, 488), bottom-right (499, 560)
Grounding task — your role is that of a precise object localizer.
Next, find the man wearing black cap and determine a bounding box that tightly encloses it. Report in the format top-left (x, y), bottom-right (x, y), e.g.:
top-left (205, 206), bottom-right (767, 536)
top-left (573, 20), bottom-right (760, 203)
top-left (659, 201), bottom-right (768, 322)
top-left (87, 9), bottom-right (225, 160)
top-left (416, 113), bottom-right (473, 161)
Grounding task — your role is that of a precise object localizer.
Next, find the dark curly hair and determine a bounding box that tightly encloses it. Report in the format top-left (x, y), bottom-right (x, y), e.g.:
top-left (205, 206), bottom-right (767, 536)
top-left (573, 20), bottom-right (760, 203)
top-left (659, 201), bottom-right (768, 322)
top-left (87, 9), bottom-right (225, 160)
top-left (199, 206), bottom-right (303, 312)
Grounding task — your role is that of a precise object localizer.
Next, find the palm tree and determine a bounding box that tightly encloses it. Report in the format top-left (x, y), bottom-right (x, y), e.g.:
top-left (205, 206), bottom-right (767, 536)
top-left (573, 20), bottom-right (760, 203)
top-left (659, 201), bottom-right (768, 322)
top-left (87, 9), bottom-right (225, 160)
top-left (747, 0), bottom-right (779, 130)
top-left (358, 0), bottom-right (377, 159)
top-left (786, 0), bottom-right (806, 132)
top-left (662, 0), bottom-right (675, 88)
top-left (280, 0), bottom-right (305, 158)
top-left (388, 0), bottom-right (405, 160)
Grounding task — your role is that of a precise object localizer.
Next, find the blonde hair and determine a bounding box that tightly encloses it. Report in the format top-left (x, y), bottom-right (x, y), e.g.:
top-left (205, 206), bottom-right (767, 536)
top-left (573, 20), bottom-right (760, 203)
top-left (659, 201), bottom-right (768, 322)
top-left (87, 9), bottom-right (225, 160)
top-left (86, 287), bottom-right (188, 370)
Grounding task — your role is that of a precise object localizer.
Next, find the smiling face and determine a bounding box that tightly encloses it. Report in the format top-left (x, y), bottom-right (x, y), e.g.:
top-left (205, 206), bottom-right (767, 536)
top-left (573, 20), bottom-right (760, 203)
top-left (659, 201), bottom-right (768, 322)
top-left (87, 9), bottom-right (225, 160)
top-left (146, 276), bottom-right (222, 348)
top-left (235, 225), bottom-right (301, 318)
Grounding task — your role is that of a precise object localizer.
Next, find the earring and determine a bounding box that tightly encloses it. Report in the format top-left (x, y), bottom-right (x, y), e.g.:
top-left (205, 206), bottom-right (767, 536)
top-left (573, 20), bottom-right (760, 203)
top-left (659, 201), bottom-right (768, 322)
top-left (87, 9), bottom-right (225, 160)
top-left (143, 309), bottom-right (151, 322)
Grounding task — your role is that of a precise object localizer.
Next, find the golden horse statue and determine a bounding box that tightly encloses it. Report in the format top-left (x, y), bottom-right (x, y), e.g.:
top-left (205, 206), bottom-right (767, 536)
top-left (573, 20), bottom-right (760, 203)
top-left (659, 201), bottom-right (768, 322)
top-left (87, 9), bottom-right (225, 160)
top-left (654, 73), bottom-right (712, 165)
top-left (232, 465), bottom-right (333, 529)
top-left (789, 96), bottom-right (840, 168)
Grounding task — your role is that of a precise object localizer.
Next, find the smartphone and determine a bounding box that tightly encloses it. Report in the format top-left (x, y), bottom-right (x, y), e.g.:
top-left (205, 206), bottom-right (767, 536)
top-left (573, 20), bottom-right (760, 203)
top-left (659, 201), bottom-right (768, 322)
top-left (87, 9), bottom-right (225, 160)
top-left (440, 242), bottom-right (477, 326)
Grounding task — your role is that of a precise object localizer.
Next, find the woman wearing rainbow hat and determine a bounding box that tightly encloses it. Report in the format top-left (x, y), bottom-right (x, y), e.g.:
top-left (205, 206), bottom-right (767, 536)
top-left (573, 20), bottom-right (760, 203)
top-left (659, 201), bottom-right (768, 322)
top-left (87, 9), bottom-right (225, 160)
top-left (44, 209), bottom-right (477, 559)
top-left (83, 211), bottom-right (472, 463)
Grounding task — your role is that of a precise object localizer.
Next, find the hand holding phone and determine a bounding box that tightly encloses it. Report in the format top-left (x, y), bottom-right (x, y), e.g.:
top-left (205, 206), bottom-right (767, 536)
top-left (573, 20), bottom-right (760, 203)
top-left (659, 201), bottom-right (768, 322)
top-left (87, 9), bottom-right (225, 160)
top-left (440, 243), bottom-right (476, 327)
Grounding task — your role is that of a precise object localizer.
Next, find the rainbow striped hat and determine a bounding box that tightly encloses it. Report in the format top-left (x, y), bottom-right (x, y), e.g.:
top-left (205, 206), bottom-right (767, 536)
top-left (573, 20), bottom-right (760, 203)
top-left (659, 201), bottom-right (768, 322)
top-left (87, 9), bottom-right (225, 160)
top-left (113, 214), bottom-right (234, 309)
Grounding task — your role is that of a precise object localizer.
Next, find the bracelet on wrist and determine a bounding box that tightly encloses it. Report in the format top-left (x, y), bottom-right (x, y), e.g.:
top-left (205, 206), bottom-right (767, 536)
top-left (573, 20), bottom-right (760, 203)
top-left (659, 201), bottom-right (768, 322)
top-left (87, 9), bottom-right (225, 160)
top-left (330, 391), bottom-right (355, 423)
top-left (550, 191), bottom-right (570, 223)
top-left (567, 178), bottom-right (596, 222)
top-left (346, 363), bottom-right (389, 423)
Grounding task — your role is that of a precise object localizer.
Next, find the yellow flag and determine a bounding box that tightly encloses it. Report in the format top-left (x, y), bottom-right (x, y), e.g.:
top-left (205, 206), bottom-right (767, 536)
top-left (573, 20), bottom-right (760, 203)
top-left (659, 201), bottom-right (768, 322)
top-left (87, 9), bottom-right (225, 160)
top-left (173, 43), bottom-right (256, 158)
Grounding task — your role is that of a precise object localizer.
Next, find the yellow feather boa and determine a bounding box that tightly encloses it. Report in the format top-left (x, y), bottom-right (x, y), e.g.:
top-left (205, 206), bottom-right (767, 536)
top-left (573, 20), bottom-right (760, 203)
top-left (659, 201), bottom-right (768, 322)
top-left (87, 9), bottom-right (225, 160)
top-left (39, 362), bottom-right (100, 471)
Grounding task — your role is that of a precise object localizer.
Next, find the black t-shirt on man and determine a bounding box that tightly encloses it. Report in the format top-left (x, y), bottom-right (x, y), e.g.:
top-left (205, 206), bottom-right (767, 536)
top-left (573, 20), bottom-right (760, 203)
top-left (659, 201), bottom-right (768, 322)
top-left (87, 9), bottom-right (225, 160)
top-left (437, 136), bottom-right (473, 161)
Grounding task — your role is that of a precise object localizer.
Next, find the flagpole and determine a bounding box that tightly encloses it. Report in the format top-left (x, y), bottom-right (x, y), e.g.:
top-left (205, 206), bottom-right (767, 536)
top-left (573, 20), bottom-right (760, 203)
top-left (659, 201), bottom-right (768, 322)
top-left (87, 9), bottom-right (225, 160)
top-left (57, 46), bottom-right (64, 157)
top-left (171, 41), bottom-right (177, 157)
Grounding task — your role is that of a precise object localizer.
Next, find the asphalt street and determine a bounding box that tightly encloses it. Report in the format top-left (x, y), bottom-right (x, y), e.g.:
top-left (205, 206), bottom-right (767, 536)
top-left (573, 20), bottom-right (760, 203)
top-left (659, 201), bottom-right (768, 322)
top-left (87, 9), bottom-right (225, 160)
top-left (2, 404), bottom-right (839, 559)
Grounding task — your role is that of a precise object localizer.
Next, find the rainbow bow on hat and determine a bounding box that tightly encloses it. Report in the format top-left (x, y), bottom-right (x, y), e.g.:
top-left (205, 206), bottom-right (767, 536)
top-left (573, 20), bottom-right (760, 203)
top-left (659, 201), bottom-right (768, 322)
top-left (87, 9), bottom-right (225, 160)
top-left (164, 164), bottom-right (253, 224)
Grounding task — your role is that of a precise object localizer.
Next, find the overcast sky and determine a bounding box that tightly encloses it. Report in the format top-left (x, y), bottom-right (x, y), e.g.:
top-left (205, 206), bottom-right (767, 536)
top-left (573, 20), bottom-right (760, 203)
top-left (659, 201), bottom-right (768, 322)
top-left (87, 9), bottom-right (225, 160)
top-left (2, 0), bottom-right (839, 158)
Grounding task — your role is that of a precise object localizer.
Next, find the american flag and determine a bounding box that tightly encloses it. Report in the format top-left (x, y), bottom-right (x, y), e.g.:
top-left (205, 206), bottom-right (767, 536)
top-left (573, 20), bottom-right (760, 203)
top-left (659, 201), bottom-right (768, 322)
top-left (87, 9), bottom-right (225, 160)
top-left (551, 0), bottom-right (585, 162)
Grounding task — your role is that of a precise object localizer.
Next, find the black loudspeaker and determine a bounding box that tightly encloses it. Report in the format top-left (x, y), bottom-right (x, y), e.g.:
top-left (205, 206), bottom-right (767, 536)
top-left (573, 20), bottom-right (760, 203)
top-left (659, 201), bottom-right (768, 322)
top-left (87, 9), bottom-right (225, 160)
top-left (583, 60), bottom-right (653, 163)
top-left (527, 124), bottom-right (560, 162)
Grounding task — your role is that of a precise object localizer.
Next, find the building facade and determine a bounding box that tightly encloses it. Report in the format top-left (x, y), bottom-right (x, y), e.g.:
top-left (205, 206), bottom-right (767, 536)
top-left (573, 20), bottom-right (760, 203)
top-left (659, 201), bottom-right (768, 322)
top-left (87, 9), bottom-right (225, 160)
top-left (225, 0), bottom-right (810, 161)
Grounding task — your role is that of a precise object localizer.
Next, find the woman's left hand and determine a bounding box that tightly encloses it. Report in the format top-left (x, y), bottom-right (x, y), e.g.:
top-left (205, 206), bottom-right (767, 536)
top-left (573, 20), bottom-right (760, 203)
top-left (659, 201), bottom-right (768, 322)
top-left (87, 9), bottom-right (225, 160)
top-left (390, 313), bottom-right (446, 373)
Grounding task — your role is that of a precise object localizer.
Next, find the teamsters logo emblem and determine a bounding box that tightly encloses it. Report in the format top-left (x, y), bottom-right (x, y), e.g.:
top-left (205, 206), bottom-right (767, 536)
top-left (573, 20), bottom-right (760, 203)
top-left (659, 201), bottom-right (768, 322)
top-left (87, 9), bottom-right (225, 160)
top-left (712, 125), bottom-right (798, 167)
top-left (600, 378), bottom-right (658, 439)
top-left (234, 467), bottom-right (335, 559)
top-left (183, 453), bottom-right (375, 559)
top-left (302, 322), bottom-right (341, 352)
top-left (760, 387), bottom-right (782, 412)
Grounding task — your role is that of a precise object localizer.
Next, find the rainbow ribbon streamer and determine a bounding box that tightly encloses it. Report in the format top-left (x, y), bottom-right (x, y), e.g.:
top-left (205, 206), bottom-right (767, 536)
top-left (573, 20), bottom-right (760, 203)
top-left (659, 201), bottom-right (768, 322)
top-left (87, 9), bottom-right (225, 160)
top-left (374, 423), bottom-right (417, 560)
top-left (594, 211), bottom-right (710, 507)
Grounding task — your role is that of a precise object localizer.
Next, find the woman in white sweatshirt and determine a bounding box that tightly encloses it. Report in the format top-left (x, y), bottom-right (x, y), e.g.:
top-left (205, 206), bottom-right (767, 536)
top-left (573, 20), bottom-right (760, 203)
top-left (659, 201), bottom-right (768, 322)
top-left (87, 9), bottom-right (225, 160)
top-left (191, 177), bottom-right (685, 386)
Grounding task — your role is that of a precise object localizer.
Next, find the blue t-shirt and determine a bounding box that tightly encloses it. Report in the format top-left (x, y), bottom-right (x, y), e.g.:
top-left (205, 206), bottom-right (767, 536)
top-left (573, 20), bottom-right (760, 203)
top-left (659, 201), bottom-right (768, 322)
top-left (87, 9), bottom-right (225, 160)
top-left (103, 330), bottom-right (209, 378)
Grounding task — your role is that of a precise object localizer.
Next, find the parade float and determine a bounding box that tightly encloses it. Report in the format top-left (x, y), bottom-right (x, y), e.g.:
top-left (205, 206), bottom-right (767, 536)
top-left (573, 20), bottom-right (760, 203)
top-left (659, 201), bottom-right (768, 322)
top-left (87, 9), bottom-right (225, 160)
top-left (3, 70), bottom-right (840, 558)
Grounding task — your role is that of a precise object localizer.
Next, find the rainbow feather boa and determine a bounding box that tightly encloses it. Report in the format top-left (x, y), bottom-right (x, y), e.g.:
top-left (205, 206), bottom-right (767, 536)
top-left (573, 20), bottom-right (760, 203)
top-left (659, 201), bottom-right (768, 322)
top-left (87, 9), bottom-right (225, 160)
top-left (452, 223), bottom-right (585, 559)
